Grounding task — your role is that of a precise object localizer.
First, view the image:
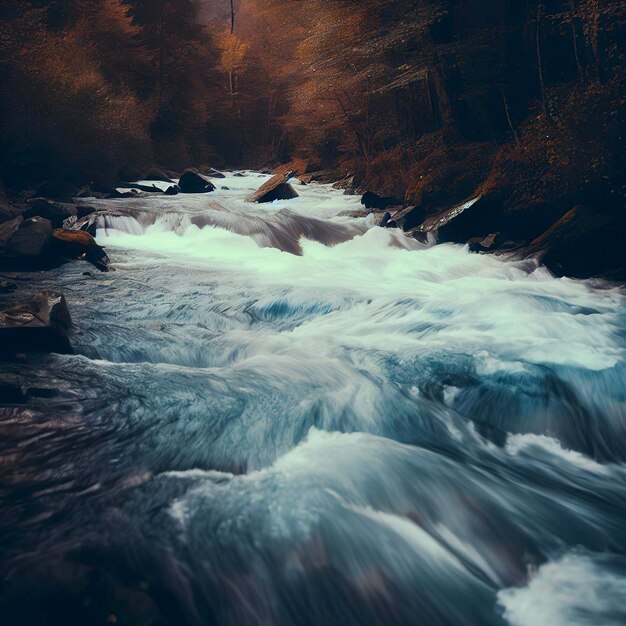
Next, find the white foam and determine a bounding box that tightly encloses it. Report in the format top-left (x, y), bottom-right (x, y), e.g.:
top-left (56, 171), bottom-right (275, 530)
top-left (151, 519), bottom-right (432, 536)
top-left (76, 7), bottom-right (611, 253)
top-left (498, 552), bottom-right (626, 626)
top-left (506, 434), bottom-right (610, 474)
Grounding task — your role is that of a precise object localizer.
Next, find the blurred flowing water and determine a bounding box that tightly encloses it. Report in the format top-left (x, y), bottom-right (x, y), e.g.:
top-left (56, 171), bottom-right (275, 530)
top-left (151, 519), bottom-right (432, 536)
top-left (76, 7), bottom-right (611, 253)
top-left (1, 173), bottom-right (625, 626)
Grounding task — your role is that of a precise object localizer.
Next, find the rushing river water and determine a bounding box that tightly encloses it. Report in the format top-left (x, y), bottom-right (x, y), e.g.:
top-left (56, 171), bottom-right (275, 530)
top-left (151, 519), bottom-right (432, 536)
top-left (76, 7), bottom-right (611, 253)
top-left (1, 173), bottom-right (626, 626)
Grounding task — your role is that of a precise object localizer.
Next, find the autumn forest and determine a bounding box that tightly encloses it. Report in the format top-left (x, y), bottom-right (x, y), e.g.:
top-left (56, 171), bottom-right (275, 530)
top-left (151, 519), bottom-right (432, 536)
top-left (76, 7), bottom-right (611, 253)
top-left (1, 3), bottom-right (626, 625)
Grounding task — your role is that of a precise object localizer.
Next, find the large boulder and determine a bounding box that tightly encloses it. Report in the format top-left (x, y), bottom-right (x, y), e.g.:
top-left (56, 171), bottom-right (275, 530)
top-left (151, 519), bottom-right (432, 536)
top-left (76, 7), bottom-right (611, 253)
top-left (50, 228), bottom-right (110, 272)
top-left (25, 199), bottom-right (77, 228)
top-left (5, 217), bottom-right (53, 260)
top-left (178, 168), bottom-right (216, 193)
top-left (0, 196), bottom-right (25, 224)
top-left (523, 206), bottom-right (625, 279)
top-left (386, 205), bottom-right (430, 232)
top-left (411, 194), bottom-right (488, 241)
top-left (0, 291), bottom-right (72, 356)
top-left (0, 216), bottom-right (24, 248)
top-left (360, 191), bottom-right (403, 210)
top-left (34, 180), bottom-right (79, 201)
top-left (247, 173), bottom-right (299, 203)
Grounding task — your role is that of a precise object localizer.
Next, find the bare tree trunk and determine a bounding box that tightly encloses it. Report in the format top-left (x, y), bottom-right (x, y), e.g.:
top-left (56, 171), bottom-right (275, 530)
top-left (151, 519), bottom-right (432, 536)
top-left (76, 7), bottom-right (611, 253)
top-left (501, 86), bottom-right (519, 144)
top-left (157, 4), bottom-right (166, 114)
top-left (568, 2), bottom-right (583, 81)
top-left (334, 93), bottom-right (372, 170)
top-left (535, 3), bottom-right (549, 118)
top-left (230, 0), bottom-right (235, 34)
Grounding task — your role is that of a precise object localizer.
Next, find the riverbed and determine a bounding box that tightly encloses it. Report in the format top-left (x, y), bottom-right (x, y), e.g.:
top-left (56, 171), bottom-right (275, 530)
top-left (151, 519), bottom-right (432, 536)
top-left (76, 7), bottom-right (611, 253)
top-left (1, 173), bottom-right (625, 626)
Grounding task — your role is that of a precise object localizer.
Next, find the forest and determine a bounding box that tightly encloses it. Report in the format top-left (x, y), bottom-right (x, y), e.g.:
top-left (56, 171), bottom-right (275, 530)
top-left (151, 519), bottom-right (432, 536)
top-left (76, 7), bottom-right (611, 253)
top-left (1, 1), bottom-right (624, 278)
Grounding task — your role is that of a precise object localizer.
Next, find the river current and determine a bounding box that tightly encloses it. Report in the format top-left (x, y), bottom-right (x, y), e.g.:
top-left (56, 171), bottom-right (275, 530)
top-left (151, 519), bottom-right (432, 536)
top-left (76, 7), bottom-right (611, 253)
top-left (1, 173), bottom-right (625, 625)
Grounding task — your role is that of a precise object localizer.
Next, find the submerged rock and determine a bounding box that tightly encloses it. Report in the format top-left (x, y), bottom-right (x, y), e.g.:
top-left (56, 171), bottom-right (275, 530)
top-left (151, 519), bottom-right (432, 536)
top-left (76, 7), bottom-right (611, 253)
top-left (0, 291), bottom-right (72, 355)
top-left (247, 173), bottom-right (299, 203)
top-left (50, 228), bottom-right (110, 272)
top-left (178, 169), bottom-right (216, 193)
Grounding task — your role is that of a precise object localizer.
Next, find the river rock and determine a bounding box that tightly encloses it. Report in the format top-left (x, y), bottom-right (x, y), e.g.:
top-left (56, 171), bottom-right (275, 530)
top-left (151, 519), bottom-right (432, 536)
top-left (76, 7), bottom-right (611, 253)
top-left (178, 169), bottom-right (216, 193)
top-left (361, 191), bottom-right (403, 210)
top-left (333, 175), bottom-right (356, 195)
top-left (34, 180), bottom-right (79, 201)
top-left (164, 185), bottom-right (180, 195)
top-left (0, 291), bottom-right (72, 355)
top-left (247, 173), bottom-right (299, 203)
top-left (0, 216), bottom-right (24, 247)
top-left (5, 217), bottom-right (53, 260)
top-left (523, 205), bottom-right (625, 279)
top-left (25, 198), bottom-right (77, 227)
top-left (120, 182), bottom-right (164, 193)
top-left (388, 205), bottom-right (429, 232)
top-left (50, 228), bottom-right (110, 272)
top-left (200, 167), bottom-right (225, 179)
top-left (144, 169), bottom-right (176, 184)
top-left (468, 232), bottom-right (504, 253)
top-left (0, 196), bottom-right (25, 223)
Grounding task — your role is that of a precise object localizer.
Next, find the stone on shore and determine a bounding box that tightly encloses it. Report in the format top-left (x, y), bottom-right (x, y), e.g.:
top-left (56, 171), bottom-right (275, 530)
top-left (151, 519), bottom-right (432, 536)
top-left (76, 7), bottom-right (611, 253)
top-left (0, 291), bottom-right (72, 355)
top-left (34, 180), bottom-right (79, 201)
top-left (5, 217), bottom-right (53, 260)
top-left (523, 206), bottom-right (625, 279)
top-left (25, 199), bottom-right (77, 228)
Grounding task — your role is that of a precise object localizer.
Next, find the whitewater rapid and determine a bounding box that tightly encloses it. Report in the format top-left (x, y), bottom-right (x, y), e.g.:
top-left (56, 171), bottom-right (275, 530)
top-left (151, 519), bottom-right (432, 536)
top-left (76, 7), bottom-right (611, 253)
top-left (1, 173), bottom-right (625, 625)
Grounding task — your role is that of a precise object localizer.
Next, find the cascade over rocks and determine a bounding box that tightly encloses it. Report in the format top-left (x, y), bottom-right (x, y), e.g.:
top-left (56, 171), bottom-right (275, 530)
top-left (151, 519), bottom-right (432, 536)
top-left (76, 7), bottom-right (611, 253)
top-left (0, 290), bottom-right (72, 355)
top-left (178, 168), bottom-right (216, 193)
top-left (247, 172), bottom-right (299, 203)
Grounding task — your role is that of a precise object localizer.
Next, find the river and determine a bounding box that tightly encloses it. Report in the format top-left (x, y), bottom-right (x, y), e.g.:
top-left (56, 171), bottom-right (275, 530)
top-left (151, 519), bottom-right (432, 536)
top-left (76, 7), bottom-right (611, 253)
top-left (1, 172), bottom-right (625, 626)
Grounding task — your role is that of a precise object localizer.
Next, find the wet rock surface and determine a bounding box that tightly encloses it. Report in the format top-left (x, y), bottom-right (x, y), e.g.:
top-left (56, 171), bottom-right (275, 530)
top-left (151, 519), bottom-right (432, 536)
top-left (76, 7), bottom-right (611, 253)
top-left (247, 172), bottom-right (299, 203)
top-left (0, 290), bottom-right (72, 355)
